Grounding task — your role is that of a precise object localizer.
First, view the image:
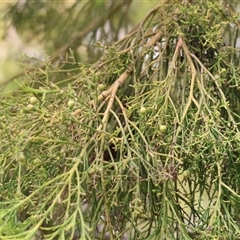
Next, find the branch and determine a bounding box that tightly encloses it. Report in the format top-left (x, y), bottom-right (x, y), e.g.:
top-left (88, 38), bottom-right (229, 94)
top-left (92, 31), bottom-right (163, 134)
top-left (93, 31), bottom-right (163, 104)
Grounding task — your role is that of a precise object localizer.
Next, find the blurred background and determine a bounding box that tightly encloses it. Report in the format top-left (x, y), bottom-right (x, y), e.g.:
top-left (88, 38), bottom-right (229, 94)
top-left (0, 1), bottom-right (157, 91)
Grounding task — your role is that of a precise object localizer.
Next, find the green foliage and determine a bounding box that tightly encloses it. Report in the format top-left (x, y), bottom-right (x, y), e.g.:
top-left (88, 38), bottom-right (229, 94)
top-left (1, 0), bottom-right (240, 239)
top-left (4, 1), bottom-right (132, 62)
top-left (1, 0), bottom-right (133, 91)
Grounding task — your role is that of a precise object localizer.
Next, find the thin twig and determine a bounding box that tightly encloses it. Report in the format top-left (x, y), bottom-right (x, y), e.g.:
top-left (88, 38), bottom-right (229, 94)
top-left (178, 39), bottom-right (198, 124)
top-left (97, 69), bottom-right (131, 131)
top-left (94, 31), bottom-right (163, 105)
top-left (190, 52), bottom-right (239, 133)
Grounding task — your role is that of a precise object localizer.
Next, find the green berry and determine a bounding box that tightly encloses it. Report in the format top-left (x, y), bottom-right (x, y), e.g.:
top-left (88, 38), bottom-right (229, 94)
top-left (140, 106), bottom-right (146, 114)
top-left (159, 125), bottom-right (167, 133)
top-left (25, 104), bottom-right (34, 112)
top-left (29, 96), bottom-right (38, 104)
top-left (17, 152), bottom-right (26, 162)
top-left (68, 100), bottom-right (75, 109)
top-left (98, 84), bottom-right (106, 90)
top-left (183, 170), bottom-right (191, 179)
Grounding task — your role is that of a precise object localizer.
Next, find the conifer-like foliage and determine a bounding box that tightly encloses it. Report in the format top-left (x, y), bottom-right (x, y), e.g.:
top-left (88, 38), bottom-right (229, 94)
top-left (1, 0), bottom-right (240, 239)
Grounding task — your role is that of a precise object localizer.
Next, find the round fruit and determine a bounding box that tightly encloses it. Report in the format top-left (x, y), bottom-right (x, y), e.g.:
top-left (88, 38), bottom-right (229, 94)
top-left (29, 96), bottom-right (38, 104)
top-left (98, 84), bottom-right (106, 90)
top-left (183, 170), bottom-right (191, 179)
top-left (25, 104), bottom-right (34, 112)
top-left (140, 106), bottom-right (146, 114)
top-left (17, 152), bottom-right (26, 162)
top-left (159, 125), bottom-right (167, 133)
top-left (68, 100), bottom-right (75, 109)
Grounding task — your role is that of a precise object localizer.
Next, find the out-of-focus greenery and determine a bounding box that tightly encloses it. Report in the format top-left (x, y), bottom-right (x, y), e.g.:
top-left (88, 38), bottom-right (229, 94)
top-left (1, 0), bottom-right (240, 240)
top-left (0, 1), bottom-right (156, 89)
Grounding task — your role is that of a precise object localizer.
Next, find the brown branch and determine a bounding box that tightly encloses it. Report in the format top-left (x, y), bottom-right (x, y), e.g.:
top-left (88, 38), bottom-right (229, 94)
top-left (93, 31), bottom-right (163, 105)
top-left (97, 69), bottom-right (131, 131)
top-left (94, 30), bottom-right (163, 130)
top-left (179, 39), bottom-right (198, 124)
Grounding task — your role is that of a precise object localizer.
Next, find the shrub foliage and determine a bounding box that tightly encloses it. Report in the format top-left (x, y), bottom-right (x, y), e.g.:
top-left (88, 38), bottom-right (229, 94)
top-left (1, 1), bottom-right (240, 239)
